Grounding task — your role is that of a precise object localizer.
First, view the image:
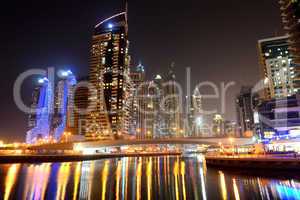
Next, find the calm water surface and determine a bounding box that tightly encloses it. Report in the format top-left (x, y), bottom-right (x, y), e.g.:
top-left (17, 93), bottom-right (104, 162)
top-left (0, 155), bottom-right (300, 200)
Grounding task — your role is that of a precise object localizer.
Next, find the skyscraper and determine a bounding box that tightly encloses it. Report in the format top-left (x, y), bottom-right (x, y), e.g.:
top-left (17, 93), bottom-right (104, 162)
top-left (163, 63), bottom-right (182, 137)
top-left (236, 86), bottom-right (255, 137)
top-left (74, 77), bottom-right (89, 136)
top-left (26, 77), bottom-right (54, 144)
top-left (212, 114), bottom-right (225, 137)
top-left (258, 36), bottom-right (296, 99)
top-left (279, 0), bottom-right (300, 80)
top-left (87, 12), bottom-right (132, 139)
top-left (52, 70), bottom-right (77, 141)
top-left (186, 94), bottom-right (203, 137)
top-left (130, 62), bottom-right (145, 138)
top-left (152, 74), bottom-right (165, 138)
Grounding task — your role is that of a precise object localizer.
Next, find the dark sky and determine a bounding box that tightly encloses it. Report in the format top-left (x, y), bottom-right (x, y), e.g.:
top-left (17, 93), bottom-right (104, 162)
top-left (0, 0), bottom-right (283, 142)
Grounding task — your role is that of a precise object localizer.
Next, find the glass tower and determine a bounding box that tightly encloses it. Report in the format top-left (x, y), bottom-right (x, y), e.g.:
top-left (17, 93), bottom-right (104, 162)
top-left (87, 12), bottom-right (132, 139)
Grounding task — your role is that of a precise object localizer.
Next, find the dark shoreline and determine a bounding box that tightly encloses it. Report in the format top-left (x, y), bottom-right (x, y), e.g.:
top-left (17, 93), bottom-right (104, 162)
top-left (0, 152), bottom-right (181, 164)
top-left (205, 156), bottom-right (300, 170)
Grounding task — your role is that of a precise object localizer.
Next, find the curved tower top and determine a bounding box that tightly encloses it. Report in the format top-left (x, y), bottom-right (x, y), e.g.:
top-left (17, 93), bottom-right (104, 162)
top-left (94, 12), bottom-right (128, 35)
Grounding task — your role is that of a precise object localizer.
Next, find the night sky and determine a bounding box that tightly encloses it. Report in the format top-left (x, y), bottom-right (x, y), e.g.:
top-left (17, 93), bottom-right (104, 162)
top-left (0, 0), bottom-right (283, 141)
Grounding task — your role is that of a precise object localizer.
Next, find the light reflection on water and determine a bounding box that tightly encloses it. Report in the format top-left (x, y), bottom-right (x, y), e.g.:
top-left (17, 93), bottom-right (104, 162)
top-left (0, 155), bottom-right (300, 199)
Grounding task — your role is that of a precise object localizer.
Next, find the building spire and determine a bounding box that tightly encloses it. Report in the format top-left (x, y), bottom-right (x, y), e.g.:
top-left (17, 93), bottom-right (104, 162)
top-left (125, 0), bottom-right (128, 14)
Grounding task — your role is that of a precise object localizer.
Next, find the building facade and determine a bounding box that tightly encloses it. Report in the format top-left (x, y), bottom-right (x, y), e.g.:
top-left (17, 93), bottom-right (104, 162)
top-left (224, 121), bottom-right (238, 137)
top-left (257, 94), bottom-right (300, 143)
top-left (236, 86), bottom-right (255, 137)
top-left (87, 12), bottom-right (132, 139)
top-left (258, 36), bottom-right (295, 99)
top-left (129, 62), bottom-right (146, 138)
top-left (26, 78), bottom-right (54, 144)
top-left (73, 77), bottom-right (89, 136)
top-left (212, 114), bottom-right (225, 137)
top-left (52, 71), bottom-right (77, 141)
top-left (162, 64), bottom-right (183, 137)
top-left (186, 94), bottom-right (203, 137)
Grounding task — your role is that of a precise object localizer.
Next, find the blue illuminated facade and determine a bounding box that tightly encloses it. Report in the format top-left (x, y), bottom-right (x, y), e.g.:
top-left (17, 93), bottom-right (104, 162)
top-left (26, 78), bottom-right (54, 144)
top-left (52, 71), bottom-right (77, 141)
top-left (26, 71), bottom-right (77, 144)
top-left (256, 94), bottom-right (300, 143)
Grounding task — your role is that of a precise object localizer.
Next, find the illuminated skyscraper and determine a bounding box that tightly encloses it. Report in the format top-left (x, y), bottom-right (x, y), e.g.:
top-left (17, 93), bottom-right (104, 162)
top-left (87, 12), bottom-right (131, 139)
top-left (52, 70), bottom-right (77, 141)
top-left (212, 114), bottom-right (225, 137)
top-left (187, 94), bottom-right (203, 137)
top-left (152, 74), bottom-right (165, 138)
top-left (130, 62), bottom-right (145, 138)
top-left (134, 74), bottom-right (165, 139)
top-left (26, 77), bottom-right (54, 144)
top-left (258, 36), bottom-right (296, 99)
top-left (163, 63), bottom-right (182, 137)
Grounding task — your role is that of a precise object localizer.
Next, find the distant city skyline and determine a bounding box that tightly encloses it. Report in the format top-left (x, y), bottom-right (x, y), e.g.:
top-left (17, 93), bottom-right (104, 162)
top-left (0, 0), bottom-right (283, 141)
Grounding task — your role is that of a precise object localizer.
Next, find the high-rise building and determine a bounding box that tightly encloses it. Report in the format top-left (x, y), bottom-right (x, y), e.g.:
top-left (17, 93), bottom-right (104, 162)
top-left (87, 12), bottom-right (132, 139)
top-left (236, 86), bottom-right (255, 137)
top-left (212, 114), bottom-right (225, 137)
top-left (258, 36), bottom-right (296, 99)
top-left (142, 77), bottom-right (165, 139)
top-left (186, 94), bottom-right (203, 137)
top-left (134, 76), bottom-right (164, 139)
top-left (73, 77), bottom-right (90, 136)
top-left (26, 77), bottom-right (54, 144)
top-left (279, 0), bottom-right (300, 83)
top-left (163, 64), bottom-right (183, 137)
top-left (153, 74), bottom-right (165, 138)
top-left (130, 62), bottom-right (146, 138)
top-left (52, 70), bottom-right (77, 141)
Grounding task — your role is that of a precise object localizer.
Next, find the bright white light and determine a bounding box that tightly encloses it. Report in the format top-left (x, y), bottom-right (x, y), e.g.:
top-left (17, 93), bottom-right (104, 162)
top-left (38, 78), bottom-right (48, 84)
top-left (57, 70), bottom-right (72, 78)
top-left (264, 77), bottom-right (269, 85)
top-left (195, 117), bottom-right (202, 126)
top-left (155, 74), bottom-right (162, 79)
top-left (108, 23), bottom-right (113, 29)
top-left (61, 71), bottom-right (69, 77)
